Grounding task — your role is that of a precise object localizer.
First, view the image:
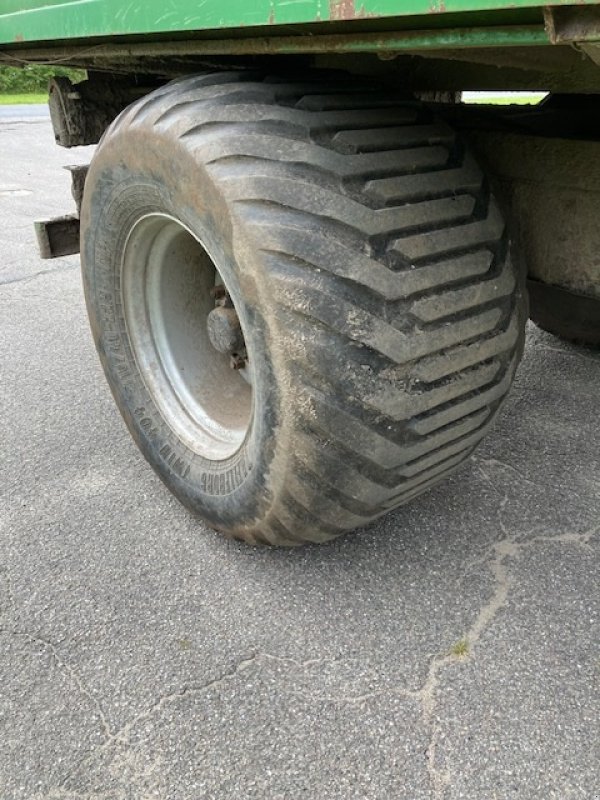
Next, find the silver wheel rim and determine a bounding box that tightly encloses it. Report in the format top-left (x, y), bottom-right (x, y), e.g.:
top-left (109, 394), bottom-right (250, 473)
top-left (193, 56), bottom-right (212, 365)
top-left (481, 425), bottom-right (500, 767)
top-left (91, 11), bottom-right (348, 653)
top-left (122, 214), bottom-right (252, 460)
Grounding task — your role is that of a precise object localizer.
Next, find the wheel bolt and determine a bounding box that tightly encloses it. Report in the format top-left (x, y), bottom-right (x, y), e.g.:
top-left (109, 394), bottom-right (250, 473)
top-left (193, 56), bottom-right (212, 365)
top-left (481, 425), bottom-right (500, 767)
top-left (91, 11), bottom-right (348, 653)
top-left (230, 354), bottom-right (246, 370)
top-left (211, 284), bottom-right (227, 300)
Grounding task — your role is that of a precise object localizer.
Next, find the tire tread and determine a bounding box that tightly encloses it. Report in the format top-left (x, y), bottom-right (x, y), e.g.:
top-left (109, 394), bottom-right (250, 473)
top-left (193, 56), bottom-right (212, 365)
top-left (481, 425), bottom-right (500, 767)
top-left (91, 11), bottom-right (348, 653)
top-left (105, 72), bottom-right (525, 545)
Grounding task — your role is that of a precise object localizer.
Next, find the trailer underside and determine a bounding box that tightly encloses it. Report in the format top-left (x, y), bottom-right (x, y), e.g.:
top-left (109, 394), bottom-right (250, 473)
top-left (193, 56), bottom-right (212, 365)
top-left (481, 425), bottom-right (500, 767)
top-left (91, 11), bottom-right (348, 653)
top-left (2, 2), bottom-right (600, 93)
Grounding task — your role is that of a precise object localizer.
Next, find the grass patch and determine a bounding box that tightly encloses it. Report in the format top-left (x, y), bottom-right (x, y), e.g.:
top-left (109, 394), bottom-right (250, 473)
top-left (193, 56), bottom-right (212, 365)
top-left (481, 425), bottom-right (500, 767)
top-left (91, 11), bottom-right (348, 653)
top-left (0, 93), bottom-right (47, 105)
top-left (463, 91), bottom-right (547, 106)
top-left (450, 638), bottom-right (470, 658)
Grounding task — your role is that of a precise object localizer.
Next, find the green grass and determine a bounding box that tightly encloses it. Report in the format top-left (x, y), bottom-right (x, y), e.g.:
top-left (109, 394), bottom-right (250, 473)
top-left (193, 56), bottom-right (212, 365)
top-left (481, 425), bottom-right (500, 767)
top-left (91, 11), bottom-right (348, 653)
top-left (0, 93), bottom-right (47, 105)
top-left (449, 638), bottom-right (470, 658)
top-left (463, 92), bottom-right (547, 106)
top-left (0, 91), bottom-right (547, 107)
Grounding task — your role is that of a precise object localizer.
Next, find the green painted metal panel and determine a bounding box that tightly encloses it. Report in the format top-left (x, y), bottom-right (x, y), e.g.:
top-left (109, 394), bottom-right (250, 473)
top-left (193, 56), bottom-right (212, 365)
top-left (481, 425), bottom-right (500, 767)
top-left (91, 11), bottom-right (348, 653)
top-left (0, 0), bottom-right (597, 46)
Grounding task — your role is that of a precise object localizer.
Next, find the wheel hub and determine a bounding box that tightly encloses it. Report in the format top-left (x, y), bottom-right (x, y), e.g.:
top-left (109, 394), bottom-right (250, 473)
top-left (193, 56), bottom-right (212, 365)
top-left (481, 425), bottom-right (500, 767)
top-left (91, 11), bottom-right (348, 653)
top-left (122, 214), bottom-right (252, 459)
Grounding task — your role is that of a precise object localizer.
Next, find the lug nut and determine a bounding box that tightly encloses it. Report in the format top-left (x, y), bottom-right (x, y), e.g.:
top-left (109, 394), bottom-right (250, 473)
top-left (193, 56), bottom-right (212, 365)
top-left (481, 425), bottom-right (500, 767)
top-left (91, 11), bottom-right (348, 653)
top-left (211, 284), bottom-right (227, 301)
top-left (210, 284), bottom-right (233, 308)
top-left (230, 354), bottom-right (246, 370)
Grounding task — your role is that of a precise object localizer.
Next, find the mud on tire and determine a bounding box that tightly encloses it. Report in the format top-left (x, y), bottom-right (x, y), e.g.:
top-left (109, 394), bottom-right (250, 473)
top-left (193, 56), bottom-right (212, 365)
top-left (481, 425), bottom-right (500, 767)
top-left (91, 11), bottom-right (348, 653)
top-left (81, 72), bottom-right (527, 545)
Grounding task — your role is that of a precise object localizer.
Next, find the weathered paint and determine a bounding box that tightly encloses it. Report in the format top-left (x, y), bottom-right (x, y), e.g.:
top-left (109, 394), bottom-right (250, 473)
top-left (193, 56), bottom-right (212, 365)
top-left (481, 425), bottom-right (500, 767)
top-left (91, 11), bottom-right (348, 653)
top-left (0, 26), bottom-right (552, 62)
top-left (0, 0), bottom-right (599, 47)
top-left (330, 0), bottom-right (378, 20)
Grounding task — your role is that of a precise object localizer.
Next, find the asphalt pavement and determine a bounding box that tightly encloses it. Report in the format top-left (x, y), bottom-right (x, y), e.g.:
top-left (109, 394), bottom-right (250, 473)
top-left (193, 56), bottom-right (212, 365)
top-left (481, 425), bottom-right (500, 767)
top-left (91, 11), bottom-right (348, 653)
top-left (1, 114), bottom-right (599, 800)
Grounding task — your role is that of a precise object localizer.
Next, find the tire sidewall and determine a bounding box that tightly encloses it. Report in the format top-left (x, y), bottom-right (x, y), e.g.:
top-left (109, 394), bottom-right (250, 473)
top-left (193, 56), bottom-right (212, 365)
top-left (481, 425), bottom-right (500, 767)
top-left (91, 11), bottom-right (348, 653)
top-left (81, 130), bottom-right (283, 534)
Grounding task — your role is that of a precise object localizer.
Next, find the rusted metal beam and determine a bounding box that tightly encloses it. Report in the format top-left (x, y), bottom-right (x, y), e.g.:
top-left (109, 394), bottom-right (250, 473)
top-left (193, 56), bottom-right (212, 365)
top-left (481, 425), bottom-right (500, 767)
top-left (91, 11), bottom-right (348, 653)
top-left (544, 5), bottom-right (600, 44)
top-left (66, 164), bottom-right (88, 215)
top-left (35, 215), bottom-right (80, 259)
top-left (528, 279), bottom-right (600, 344)
top-left (0, 24), bottom-right (550, 69)
top-left (34, 165), bottom-right (88, 258)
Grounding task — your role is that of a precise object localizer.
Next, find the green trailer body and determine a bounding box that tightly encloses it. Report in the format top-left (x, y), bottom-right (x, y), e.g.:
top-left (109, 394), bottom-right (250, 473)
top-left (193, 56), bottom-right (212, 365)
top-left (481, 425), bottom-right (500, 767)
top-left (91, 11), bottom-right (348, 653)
top-left (0, 0), bottom-right (598, 543)
top-left (0, 0), bottom-right (596, 46)
top-left (0, 0), bottom-right (599, 55)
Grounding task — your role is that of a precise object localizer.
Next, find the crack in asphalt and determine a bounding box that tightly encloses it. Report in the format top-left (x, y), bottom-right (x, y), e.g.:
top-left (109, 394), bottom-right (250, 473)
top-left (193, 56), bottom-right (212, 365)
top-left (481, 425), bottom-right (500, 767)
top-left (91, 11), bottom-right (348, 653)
top-left (422, 519), bottom-right (599, 798)
top-left (474, 455), bottom-right (597, 504)
top-left (537, 344), bottom-right (600, 364)
top-left (48, 517), bottom-right (598, 798)
top-left (0, 627), bottom-right (113, 741)
top-left (0, 262), bottom-right (77, 288)
top-left (3, 525), bottom-right (596, 799)
top-left (57, 652), bottom-right (265, 792)
top-left (0, 568), bottom-right (16, 619)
